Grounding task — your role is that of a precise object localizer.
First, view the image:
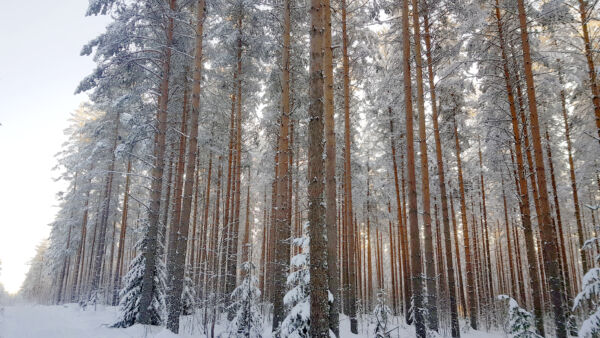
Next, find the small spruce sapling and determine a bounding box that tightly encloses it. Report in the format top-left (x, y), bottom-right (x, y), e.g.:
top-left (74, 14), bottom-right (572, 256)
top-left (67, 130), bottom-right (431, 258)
top-left (497, 295), bottom-right (542, 337)
top-left (573, 233), bottom-right (600, 337)
top-left (181, 265), bottom-right (196, 316)
top-left (113, 225), bottom-right (167, 328)
top-left (372, 289), bottom-right (392, 338)
top-left (280, 225), bottom-right (310, 338)
top-left (227, 261), bottom-right (263, 337)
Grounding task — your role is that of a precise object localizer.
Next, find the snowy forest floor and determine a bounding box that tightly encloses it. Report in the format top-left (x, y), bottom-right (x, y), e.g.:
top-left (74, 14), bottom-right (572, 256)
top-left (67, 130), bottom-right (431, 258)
top-left (0, 303), bottom-right (507, 337)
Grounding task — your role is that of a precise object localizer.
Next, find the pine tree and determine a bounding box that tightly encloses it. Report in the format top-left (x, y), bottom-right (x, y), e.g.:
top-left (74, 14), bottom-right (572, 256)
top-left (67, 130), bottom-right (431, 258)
top-left (112, 229), bottom-right (167, 328)
top-left (227, 261), bottom-right (263, 338)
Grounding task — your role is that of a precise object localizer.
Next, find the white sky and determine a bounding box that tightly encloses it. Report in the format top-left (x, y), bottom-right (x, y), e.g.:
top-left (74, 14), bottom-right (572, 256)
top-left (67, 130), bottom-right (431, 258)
top-left (0, 1), bottom-right (110, 294)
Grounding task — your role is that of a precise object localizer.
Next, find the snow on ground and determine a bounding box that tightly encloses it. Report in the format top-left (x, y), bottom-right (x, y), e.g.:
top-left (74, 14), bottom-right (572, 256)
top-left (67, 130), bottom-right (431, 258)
top-left (0, 303), bottom-right (506, 337)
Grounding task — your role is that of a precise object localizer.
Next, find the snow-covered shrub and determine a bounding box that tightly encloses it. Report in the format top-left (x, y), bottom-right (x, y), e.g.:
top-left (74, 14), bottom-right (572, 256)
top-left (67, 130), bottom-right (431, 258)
top-left (112, 233), bottom-right (167, 328)
top-left (227, 261), bottom-right (263, 337)
top-left (181, 266), bottom-right (196, 316)
top-left (497, 295), bottom-right (541, 337)
top-left (280, 232), bottom-right (310, 338)
top-left (372, 289), bottom-right (392, 338)
top-left (573, 234), bottom-right (600, 337)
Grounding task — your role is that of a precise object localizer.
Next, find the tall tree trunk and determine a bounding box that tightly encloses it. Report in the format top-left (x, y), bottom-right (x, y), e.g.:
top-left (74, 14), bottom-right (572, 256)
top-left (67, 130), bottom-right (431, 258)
top-left (272, 0), bottom-right (292, 331)
top-left (477, 139), bottom-right (494, 328)
top-left (422, 4), bottom-right (459, 335)
top-left (545, 124), bottom-right (575, 330)
top-left (139, 0), bottom-right (176, 325)
top-left (388, 107), bottom-right (411, 322)
top-left (340, 0), bottom-right (358, 332)
top-left (166, 74), bottom-right (189, 304)
top-left (576, 0), bottom-right (600, 141)
top-left (453, 112), bottom-right (477, 330)
top-left (516, 0), bottom-right (567, 334)
top-left (307, 0), bottom-right (328, 334)
top-left (493, 3), bottom-right (545, 332)
top-left (72, 183), bottom-right (91, 301)
top-left (165, 1), bottom-right (205, 331)
top-left (112, 157), bottom-right (132, 305)
top-left (449, 192), bottom-right (467, 317)
top-left (561, 74), bottom-right (587, 273)
top-left (89, 111), bottom-right (120, 303)
top-left (323, 0), bottom-right (339, 333)
top-left (410, 0), bottom-right (437, 330)
top-left (401, 0), bottom-right (426, 335)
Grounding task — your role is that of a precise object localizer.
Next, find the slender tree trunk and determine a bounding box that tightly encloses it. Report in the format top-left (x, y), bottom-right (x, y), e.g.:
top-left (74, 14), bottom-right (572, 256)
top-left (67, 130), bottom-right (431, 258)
top-left (72, 184), bottom-right (90, 301)
top-left (272, 0), bottom-right (292, 331)
top-left (89, 111), bottom-right (120, 303)
top-left (576, 0), bottom-right (600, 141)
top-left (516, 0), bottom-right (567, 334)
top-left (165, 1), bottom-right (205, 331)
top-left (410, 0), bottom-right (437, 330)
top-left (340, 0), bottom-right (358, 332)
top-left (166, 75), bottom-right (189, 304)
top-left (388, 107), bottom-right (412, 322)
top-left (477, 139), bottom-right (494, 328)
top-left (401, 0), bottom-right (426, 335)
top-left (560, 79), bottom-right (588, 275)
top-left (494, 3), bottom-right (545, 332)
top-left (453, 112), bottom-right (477, 330)
top-left (323, 0), bottom-right (339, 333)
top-left (422, 4), bottom-right (459, 335)
top-left (545, 124), bottom-right (575, 329)
top-left (112, 157), bottom-right (132, 305)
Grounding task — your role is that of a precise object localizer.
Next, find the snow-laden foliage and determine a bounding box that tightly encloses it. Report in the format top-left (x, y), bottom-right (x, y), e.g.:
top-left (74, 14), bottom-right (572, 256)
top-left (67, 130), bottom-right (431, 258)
top-left (573, 232), bottom-right (600, 338)
top-left (180, 267), bottom-right (196, 316)
top-left (113, 230), bottom-right (167, 328)
top-left (227, 261), bottom-right (263, 337)
top-left (498, 295), bottom-right (541, 338)
top-left (280, 231), bottom-right (310, 338)
top-left (372, 289), bottom-right (392, 338)
top-left (573, 267), bottom-right (600, 337)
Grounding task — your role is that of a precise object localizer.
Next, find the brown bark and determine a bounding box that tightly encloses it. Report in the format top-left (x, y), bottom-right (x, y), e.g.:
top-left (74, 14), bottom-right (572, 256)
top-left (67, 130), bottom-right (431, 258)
top-left (307, 0), bottom-right (328, 334)
top-left (401, 0), bottom-right (425, 334)
top-left (166, 75), bottom-right (189, 301)
top-left (89, 110), bottom-right (120, 302)
top-left (388, 107), bottom-right (412, 321)
top-left (516, 0), bottom-right (567, 334)
top-left (139, 0), bottom-right (176, 325)
top-left (323, 0), bottom-right (339, 332)
top-left (410, 0), bottom-right (437, 329)
top-left (388, 199), bottom-right (398, 315)
top-left (272, 0), bottom-right (292, 330)
top-left (165, 1), bottom-right (206, 330)
top-left (340, 0), bottom-right (358, 332)
top-left (422, 3), bottom-right (460, 334)
top-left (494, 3), bottom-right (545, 332)
top-left (112, 157), bottom-right (132, 305)
top-left (452, 112), bottom-right (477, 330)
